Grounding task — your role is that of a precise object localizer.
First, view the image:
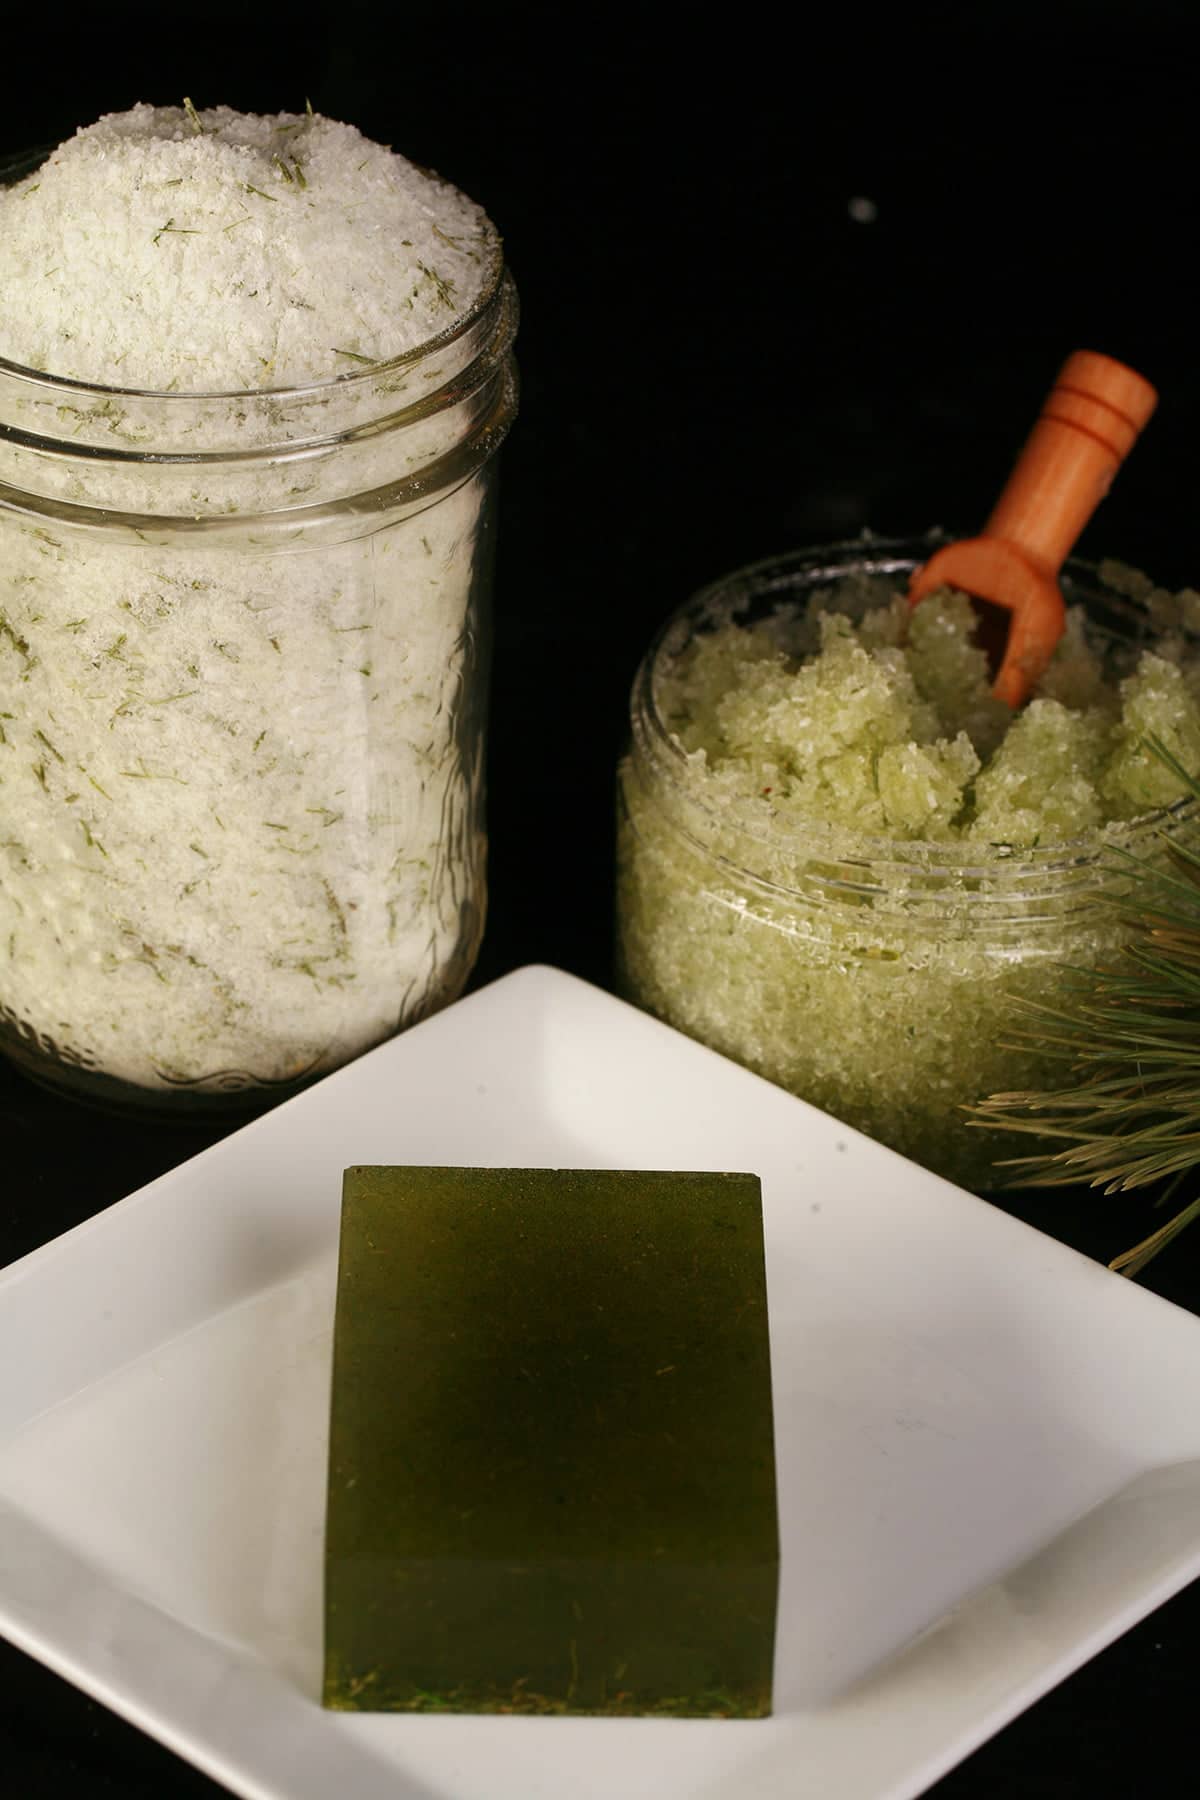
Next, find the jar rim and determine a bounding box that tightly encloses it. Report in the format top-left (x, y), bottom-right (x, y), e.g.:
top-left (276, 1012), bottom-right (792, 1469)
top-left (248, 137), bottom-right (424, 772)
top-left (631, 530), bottom-right (1198, 879)
top-left (0, 142), bottom-right (506, 404)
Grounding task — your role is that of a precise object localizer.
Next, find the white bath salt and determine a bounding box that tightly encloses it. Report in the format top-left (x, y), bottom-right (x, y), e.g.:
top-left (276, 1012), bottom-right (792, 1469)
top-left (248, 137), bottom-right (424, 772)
top-left (0, 102), bottom-right (498, 390)
top-left (0, 106), bottom-right (515, 1100)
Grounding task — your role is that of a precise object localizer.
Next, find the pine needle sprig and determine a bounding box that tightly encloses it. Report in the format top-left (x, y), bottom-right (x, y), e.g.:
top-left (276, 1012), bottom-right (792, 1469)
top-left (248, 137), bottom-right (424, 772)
top-left (968, 733), bottom-right (1200, 1277)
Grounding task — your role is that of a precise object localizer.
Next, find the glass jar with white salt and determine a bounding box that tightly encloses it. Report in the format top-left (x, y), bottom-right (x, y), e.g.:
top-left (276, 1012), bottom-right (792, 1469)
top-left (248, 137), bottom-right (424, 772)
top-left (0, 105), bottom-right (517, 1112)
top-left (617, 536), bottom-right (1200, 1190)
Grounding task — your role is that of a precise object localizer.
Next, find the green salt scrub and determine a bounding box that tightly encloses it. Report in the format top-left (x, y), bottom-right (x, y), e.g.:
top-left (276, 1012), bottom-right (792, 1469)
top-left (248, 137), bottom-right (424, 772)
top-left (664, 570), bottom-right (1200, 845)
top-left (617, 557), bottom-right (1200, 1188)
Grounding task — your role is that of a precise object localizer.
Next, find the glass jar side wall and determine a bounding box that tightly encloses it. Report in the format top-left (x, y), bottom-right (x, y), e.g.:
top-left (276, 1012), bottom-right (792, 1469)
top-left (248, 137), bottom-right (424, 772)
top-left (616, 761), bottom-right (1138, 1189)
top-left (0, 467), bottom-right (496, 1115)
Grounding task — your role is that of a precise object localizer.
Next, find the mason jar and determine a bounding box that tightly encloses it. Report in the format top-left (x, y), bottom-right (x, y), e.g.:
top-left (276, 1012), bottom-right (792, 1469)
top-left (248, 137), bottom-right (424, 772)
top-left (616, 535), bottom-right (1196, 1191)
top-left (0, 151), bottom-right (518, 1114)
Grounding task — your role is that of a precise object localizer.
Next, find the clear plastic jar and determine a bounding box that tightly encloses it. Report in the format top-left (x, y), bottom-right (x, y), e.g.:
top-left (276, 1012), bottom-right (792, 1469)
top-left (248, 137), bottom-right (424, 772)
top-left (0, 151), bottom-right (518, 1114)
top-left (616, 536), bottom-right (1197, 1190)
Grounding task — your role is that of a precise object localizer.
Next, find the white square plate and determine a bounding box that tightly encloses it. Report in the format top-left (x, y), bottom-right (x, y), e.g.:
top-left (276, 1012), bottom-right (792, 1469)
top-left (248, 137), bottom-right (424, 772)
top-left (2, 964), bottom-right (1200, 1800)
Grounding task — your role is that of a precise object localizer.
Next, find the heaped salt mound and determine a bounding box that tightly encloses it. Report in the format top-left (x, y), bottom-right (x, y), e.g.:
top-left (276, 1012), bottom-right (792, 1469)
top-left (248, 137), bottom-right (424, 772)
top-left (0, 103), bottom-right (497, 391)
top-left (662, 584), bottom-right (1200, 848)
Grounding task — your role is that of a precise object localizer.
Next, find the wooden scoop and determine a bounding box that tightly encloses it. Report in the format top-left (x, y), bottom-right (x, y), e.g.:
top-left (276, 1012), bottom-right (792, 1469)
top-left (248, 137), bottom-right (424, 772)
top-left (908, 350), bottom-right (1158, 706)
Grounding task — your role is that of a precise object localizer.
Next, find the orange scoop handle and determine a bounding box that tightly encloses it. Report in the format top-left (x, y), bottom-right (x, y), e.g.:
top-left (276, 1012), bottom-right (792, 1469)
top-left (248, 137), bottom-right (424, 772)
top-left (909, 350), bottom-right (1157, 706)
top-left (984, 351), bottom-right (1157, 573)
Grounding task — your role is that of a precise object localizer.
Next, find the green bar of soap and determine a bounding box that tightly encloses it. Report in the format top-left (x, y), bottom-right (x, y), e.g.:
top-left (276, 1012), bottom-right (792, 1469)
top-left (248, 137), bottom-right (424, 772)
top-left (323, 1165), bottom-right (779, 1717)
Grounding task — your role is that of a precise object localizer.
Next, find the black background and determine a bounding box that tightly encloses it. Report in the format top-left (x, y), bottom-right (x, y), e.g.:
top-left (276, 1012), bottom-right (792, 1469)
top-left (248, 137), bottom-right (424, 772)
top-left (2, 3), bottom-right (1198, 1794)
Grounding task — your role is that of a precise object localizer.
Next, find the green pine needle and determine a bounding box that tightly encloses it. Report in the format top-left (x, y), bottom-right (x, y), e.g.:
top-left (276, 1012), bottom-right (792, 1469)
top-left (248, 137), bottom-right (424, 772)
top-left (968, 733), bottom-right (1200, 1277)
